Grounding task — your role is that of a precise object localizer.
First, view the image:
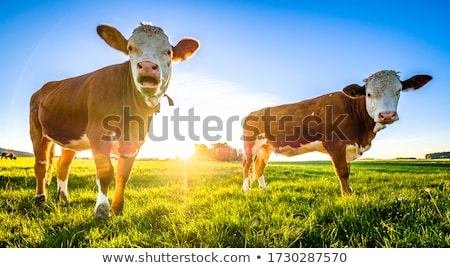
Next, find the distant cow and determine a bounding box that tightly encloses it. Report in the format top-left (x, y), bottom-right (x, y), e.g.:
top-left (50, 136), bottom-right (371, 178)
top-left (30, 22), bottom-right (200, 220)
top-left (242, 70), bottom-right (432, 195)
top-left (1, 152), bottom-right (17, 160)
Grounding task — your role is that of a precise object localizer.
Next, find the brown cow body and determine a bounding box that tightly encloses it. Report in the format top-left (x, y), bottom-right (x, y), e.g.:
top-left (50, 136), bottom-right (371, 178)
top-left (1, 152), bottom-right (17, 160)
top-left (242, 70), bottom-right (432, 195)
top-left (30, 62), bottom-right (150, 155)
top-left (30, 23), bottom-right (199, 220)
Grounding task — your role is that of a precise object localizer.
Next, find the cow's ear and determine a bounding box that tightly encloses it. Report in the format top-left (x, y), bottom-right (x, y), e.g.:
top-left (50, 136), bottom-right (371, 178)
top-left (401, 75), bottom-right (432, 91)
top-left (97, 24), bottom-right (128, 55)
top-left (342, 84), bottom-right (366, 98)
top-left (172, 38), bottom-right (200, 62)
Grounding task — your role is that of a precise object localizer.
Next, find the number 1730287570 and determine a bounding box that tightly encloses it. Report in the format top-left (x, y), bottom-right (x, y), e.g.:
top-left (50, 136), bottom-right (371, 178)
top-left (267, 252), bottom-right (347, 263)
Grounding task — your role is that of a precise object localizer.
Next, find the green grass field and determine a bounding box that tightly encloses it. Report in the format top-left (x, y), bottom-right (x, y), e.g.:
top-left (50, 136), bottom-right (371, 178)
top-left (0, 157), bottom-right (449, 248)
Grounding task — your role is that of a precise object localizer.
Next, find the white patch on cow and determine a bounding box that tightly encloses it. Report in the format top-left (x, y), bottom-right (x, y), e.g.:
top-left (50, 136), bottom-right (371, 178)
top-left (95, 191), bottom-right (109, 208)
top-left (345, 145), bottom-right (358, 162)
top-left (144, 96), bottom-right (161, 109)
top-left (258, 175), bottom-right (267, 190)
top-left (243, 175), bottom-right (267, 191)
top-left (257, 147), bottom-right (270, 163)
top-left (57, 179), bottom-right (68, 196)
top-left (251, 133), bottom-right (268, 155)
top-left (373, 122), bottom-right (387, 133)
top-left (243, 178), bottom-right (250, 192)
top-left (128, 24), bottom-right (172, 106)
top-left (277, 141), bottom-right (327, 157)
top-left (94, 179), bottom-right (110, 216)
top-left (66, 134), bottom-right (90, 151)
top-left (346, 143), bottom-right (371, 162)
top-left (35, 193), bottom-right (46, 199)
top-left (43, 133), bottom-right (90, 151)
top-left (43, 134), bottom-right (61, 146)
top-left (38, 160), bottom-right (47, 165)
top-left (364, 70), bottom-right (402, 122)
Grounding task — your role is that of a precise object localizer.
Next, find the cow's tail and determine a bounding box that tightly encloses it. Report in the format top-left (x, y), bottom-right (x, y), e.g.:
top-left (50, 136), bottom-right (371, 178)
top-left (45, 143), bottom-right (55, 185)
top-left (247, 152), bottom-right (258, 183)
top-left (242, 151), bottom-right (258, 192)
top-left (247, 134), bottom-right (267, 183)
top-left (243, 140), bottom-right (257, 182)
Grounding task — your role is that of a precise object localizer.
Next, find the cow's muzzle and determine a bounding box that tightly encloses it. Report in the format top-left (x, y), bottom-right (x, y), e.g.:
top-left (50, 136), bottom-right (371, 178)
top-left (137, 61), bottom-right (161, 95)
top-left (378, 111), bottom-right (398, 124)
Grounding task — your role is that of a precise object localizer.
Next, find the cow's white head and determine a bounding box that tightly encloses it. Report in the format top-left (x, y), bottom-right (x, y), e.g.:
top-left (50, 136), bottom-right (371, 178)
top-left (342, 70), bottom-right (432, 132)
top-left (97, 22), bottom-right (200, 107)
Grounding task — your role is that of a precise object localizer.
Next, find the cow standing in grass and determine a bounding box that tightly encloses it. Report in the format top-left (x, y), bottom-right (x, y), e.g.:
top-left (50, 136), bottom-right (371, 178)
top-left (1, 152), bottom-right (17, 160)
top-left (30, 22), bottom-right (200, 220)
top-left (242, 70), bottom-right (432, 195)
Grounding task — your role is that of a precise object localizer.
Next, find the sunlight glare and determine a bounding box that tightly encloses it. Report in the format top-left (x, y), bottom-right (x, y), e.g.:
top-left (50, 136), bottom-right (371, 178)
top-left (176, 143), bottom-right (195, 159)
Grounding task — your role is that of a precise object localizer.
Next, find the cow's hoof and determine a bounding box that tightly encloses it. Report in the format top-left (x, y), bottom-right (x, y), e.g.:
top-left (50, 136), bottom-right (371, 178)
top-left (242, 179), bottom-right (250, 192)
top-left (110, 205), bottom-right (124, 216)
top-left (57, 190), bottom-right (69, 203)
top-left (349, 186), bottom-right (354, 194)
top-left (34, 194), bottom-right (47, 205)
top-left (94, 203), bottom-right (110, 221)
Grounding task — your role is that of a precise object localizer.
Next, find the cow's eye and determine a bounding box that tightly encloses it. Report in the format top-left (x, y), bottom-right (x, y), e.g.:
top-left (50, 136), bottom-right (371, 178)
top-left (127, 45), bottom-right (134, 52)
top-left (166, 50), bottom-right (172, 56)
top-left (367, 93), bottom-right (372, 98)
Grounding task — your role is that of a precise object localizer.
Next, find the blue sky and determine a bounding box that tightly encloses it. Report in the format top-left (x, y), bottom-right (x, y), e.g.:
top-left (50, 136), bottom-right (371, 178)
top-left (1, 0), bottom-right (449, 160)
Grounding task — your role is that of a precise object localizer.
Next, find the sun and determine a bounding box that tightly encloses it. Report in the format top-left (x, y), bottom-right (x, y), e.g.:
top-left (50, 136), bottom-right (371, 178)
top-left (175, 143), bottom-right (195, 159)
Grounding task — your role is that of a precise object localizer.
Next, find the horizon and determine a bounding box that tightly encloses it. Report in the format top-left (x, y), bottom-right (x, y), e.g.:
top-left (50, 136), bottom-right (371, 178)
top-left (1, 145), bottom-right (449, 161)
top-left (1, 1), bottom-right (449, 161)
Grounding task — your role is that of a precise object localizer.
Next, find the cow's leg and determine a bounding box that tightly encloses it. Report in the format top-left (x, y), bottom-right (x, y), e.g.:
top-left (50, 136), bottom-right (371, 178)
top-left (56, 148), bottom-right (76, 202)
top-left (243, 142), bottom-right (272, 191)
top-left (32, 137), bottom-right (54, 204)
top-left (254, 144), bottom-right (272, 190)
top-left (242, 151), bottom-right (253, 192)
top-left (91, 149), bottom-right (114, 221)
top-left (110, 155), bottom-right (137, 215)
top-left (328, 144), bottom-right (353, 195)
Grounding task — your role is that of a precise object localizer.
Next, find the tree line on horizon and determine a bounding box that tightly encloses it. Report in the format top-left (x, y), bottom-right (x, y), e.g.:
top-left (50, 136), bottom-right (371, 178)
top-left (192, 143), bottom-right (244, 161)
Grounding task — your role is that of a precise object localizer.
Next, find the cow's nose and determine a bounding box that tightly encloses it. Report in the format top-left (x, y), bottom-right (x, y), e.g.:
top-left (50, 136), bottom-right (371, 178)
top-left (378, 111), bottom-right (398, 123)
top-left (137, 61), bottom-right (159, 75)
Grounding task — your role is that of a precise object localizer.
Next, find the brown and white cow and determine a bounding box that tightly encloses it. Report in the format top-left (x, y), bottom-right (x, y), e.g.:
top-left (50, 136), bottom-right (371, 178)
top-left (1, 152), bottom-right (17, 160)
top-left (29, 22), bottom-right (199, 220)
top-left (242, 70), bottom-right (432, 195)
